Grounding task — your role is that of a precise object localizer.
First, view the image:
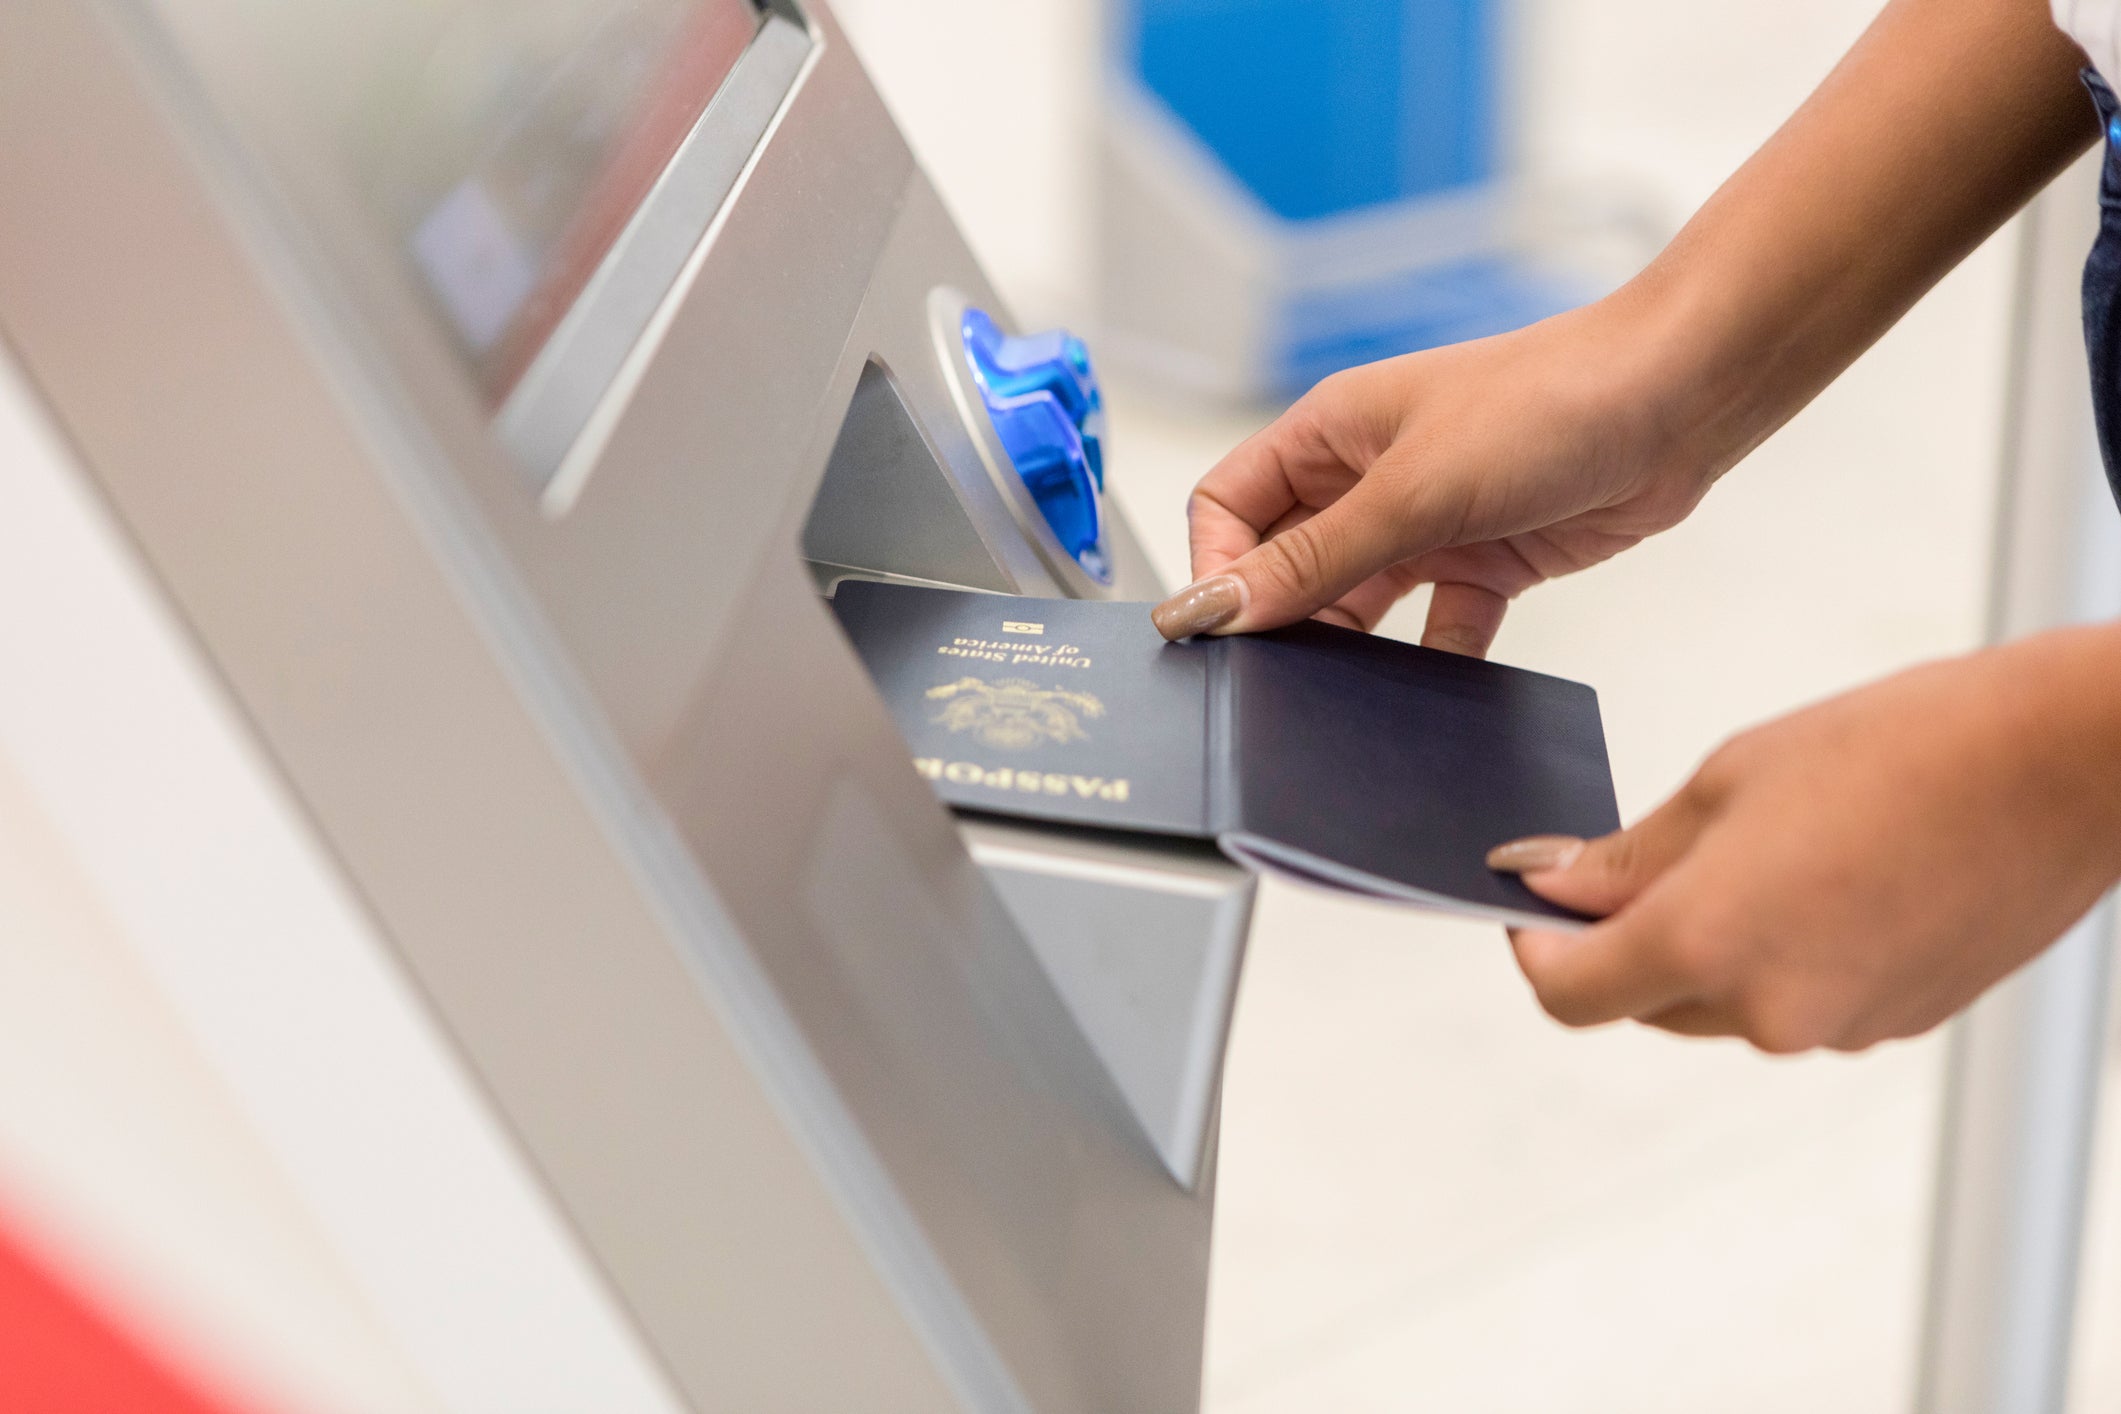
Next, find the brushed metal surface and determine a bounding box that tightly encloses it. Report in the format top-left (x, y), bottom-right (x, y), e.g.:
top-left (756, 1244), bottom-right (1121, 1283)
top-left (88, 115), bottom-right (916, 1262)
top-left (0, 0), bottom-right (1230, 1408)
top-left (964, 818), bottom-right (1254, 1191)
top-left (503, 14), bottom-right (816, 498)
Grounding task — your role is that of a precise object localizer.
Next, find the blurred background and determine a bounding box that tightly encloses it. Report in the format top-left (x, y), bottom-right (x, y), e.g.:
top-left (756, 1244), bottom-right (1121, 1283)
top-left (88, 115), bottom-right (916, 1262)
top-left (826, 0), bottom-right (2121, 1409)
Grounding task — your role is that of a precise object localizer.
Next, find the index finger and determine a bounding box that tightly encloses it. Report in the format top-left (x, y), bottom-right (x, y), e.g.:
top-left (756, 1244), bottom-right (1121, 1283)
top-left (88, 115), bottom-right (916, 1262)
top-left (1186, 414), bottom-right (1360, 581)
top-left (1187, 483), bottom-right (1270, 583)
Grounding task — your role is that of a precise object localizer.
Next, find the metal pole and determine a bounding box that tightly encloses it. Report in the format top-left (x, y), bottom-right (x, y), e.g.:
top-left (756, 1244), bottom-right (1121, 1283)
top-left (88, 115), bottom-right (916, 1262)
top-left (1915, 148), bottom-right (2121, 1414)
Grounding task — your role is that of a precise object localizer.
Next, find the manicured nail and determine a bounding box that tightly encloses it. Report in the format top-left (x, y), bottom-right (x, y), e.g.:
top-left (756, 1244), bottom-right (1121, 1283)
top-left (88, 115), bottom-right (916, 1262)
top-left (1486, 835), bottom-right (1586, 874)
top-left (1151, 575), bottom-right (1248, 640)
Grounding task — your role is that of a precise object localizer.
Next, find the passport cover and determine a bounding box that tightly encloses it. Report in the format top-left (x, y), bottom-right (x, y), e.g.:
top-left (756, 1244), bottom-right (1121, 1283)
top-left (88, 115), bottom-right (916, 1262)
top-left (831, 579), bottom-right (1620, 928)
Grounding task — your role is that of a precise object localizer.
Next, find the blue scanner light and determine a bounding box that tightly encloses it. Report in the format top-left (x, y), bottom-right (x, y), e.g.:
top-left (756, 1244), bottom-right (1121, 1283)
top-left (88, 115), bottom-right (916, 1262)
top-left (962, 307), bottom-right (1113, 584)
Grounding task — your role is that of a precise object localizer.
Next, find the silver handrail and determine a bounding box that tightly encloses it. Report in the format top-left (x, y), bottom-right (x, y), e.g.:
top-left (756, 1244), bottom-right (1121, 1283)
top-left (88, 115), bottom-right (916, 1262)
top-left (1915, 147), bottom-right (2120, 1414)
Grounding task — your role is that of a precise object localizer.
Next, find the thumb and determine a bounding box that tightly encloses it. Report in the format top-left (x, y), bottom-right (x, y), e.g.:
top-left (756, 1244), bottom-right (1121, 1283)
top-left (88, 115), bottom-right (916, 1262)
top-left (1486, 794), bottom-right (1707, 918)
top-left (1151, 485), bottom-right (1412, 639)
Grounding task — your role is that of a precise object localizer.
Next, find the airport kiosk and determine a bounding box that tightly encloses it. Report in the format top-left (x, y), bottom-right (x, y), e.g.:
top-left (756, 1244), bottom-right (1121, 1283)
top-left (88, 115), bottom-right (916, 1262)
top-left (0, 2), bottom-right (1255, 1409)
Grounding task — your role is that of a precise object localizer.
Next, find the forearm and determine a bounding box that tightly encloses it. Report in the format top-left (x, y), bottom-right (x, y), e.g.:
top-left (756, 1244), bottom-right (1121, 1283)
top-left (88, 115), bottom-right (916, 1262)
top-left (1623, 0), bottom-right (2095, 476)
top-left (1977, 619), bottom-right (2121, 871)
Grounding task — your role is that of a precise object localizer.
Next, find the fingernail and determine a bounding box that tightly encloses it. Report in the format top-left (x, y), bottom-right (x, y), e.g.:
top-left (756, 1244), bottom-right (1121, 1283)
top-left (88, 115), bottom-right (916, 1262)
top-left (1151, 575), bottom-right (1247, 640)
top-left (1486, 835), bottom-right (1585, 874)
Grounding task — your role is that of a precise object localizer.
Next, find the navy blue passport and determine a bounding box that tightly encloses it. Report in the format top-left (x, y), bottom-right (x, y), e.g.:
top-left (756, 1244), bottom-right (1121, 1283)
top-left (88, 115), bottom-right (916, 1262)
top-left (832, 579), bottom-right (1620, 928)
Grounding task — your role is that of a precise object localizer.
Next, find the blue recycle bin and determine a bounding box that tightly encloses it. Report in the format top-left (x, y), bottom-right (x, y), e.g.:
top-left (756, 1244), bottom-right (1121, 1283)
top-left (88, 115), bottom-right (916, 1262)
top-left (1101, 0), bottom-right (1580, 397)
top-left (1129, 0), bottom-right (1498, 221)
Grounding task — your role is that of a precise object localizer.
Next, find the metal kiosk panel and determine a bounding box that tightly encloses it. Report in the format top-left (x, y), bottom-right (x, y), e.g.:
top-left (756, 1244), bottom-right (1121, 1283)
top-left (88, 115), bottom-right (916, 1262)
top-left (0, 1), bottom-right (1254, 1409)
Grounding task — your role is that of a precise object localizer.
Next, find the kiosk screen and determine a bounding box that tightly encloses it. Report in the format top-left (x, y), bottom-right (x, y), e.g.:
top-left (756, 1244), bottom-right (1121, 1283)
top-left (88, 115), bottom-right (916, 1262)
top-left (146, 0), bottom-right (769, 402)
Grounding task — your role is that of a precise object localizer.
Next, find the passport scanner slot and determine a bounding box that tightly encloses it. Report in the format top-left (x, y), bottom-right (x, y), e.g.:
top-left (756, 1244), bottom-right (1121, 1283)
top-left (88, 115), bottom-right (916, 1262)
top-left (803, 346), bottom-right (1260, 1190)
top-left (818, 560), bottom-right (1257, 1190)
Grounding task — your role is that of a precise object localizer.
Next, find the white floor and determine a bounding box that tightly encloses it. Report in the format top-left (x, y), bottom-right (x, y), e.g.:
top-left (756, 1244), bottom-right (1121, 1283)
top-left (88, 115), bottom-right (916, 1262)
top-left (832, 0), bottom-right (2121, 1408)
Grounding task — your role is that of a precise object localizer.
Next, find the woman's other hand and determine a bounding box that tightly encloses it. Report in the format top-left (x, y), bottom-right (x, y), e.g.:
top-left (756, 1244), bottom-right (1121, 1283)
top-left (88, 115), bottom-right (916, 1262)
top-left (1491, 626), bottom-right (2121, 1053)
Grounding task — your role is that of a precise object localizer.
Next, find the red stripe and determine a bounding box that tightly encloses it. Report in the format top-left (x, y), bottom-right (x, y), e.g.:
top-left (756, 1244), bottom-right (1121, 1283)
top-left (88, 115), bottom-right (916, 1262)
top-left (0, 1221), bottom-right (252, 1414)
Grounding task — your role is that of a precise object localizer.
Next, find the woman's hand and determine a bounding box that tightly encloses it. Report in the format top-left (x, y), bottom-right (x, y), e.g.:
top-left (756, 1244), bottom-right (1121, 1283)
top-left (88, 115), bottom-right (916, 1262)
top-left (1490, 626), bottom-right (2121, 1053)
top-left (1150, 294), bottom-right (1723, 655)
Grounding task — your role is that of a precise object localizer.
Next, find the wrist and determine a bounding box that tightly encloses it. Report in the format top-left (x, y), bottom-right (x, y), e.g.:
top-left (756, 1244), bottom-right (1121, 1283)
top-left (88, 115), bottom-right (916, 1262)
top-left (1558, 269), bottom-right (1756, 499)
top-left (1603, 257), bottom-right (1790, 489)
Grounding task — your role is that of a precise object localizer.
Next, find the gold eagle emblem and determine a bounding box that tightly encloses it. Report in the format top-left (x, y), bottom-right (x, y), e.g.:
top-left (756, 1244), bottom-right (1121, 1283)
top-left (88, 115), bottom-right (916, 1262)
top-left (925, 676), bottom-right (1105, 750)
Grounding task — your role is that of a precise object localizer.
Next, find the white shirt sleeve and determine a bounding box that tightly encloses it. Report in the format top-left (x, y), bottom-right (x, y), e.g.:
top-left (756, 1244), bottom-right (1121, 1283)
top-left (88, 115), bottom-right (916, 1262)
top-left (2056, 0), bottom-right (2120, 85)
